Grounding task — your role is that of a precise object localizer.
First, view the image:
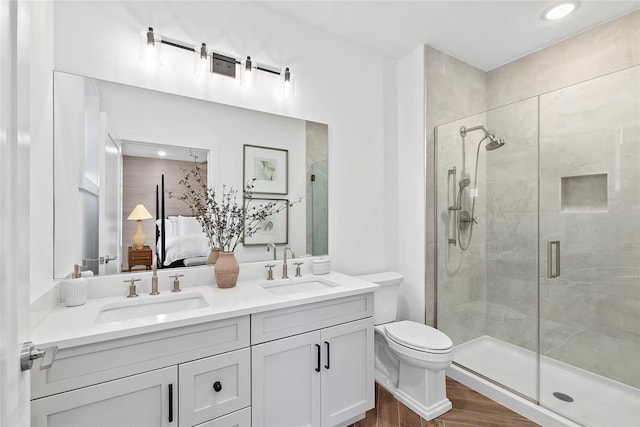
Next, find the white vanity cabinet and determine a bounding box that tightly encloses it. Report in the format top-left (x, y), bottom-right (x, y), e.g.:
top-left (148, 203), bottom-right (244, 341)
top-left (30, 316), bottom-right (251, 427)
top-left (251, 293), bottom-right (375, 427)
top-left (29, 284), bottom-right (376, 427)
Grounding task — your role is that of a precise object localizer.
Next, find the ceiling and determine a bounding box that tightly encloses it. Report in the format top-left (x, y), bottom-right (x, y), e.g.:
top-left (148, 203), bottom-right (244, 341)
top-left (259, 1), bottom-right (640, 71)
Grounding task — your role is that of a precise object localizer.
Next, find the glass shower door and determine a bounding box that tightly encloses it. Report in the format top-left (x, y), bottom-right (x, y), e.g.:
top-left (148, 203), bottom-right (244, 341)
top-left (538, 65), bottom-right (640, 425)
top-left (435, 97), bottom-right (539, 401)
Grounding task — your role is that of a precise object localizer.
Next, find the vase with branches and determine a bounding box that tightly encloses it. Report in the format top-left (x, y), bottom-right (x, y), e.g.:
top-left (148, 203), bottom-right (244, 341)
top-left (170, 156), bottom-right (299, 287)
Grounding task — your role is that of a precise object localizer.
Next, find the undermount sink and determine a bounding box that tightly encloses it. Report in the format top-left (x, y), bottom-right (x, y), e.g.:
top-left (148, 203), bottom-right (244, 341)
top-left (261, 278), bottom-right (339, 296)
top-left (96, 293), bottom-right (209, 323)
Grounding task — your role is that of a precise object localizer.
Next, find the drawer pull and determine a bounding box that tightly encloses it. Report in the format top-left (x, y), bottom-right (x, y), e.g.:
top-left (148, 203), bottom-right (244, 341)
top-left (213, 381), bottom-right (222, 392)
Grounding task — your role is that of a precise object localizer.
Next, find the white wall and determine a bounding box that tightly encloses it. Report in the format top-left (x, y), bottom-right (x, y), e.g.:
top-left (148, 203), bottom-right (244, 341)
top-left (396, 46), bottom-right (426, 322)
top-left (30, 1), bottom-right (398, 301)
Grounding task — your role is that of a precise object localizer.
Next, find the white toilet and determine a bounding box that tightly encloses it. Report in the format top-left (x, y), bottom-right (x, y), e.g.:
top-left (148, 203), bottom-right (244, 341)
top-left (357, 272), bottom-right (453, 421)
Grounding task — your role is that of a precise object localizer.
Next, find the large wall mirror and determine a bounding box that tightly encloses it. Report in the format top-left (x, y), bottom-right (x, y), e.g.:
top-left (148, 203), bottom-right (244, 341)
top-left (54, 71), bottom-right (328, 278)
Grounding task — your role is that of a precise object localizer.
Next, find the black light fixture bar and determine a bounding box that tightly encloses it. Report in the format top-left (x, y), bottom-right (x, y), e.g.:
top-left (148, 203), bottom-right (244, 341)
top-left (256, 66), bottom-right (280, 76)
top-left (148, 27), bottom-right (288, 78)
top-left (160, 38), bottom-right (196, 53)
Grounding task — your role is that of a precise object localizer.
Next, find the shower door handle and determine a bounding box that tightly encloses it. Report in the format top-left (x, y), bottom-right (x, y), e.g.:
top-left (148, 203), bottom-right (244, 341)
top-left (547, 240), bottom-right (560, 278)
top-left (447, 167), bottom-right (457, 245)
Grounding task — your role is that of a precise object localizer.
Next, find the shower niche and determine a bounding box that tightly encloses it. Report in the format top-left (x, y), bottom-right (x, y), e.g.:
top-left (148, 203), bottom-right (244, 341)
top-left (560, 173), bottom-right (608, 212)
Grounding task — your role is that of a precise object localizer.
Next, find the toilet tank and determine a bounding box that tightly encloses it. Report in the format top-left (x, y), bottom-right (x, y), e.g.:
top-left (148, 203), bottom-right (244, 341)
top-left (356, 272), bottom-right (403, 325)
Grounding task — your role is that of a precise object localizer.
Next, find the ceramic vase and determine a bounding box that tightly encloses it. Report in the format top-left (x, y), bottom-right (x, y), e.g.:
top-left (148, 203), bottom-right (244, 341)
top-left (207, 248), bottom-right (222, 265)
top-left (214, 252), bottom-right (239, 288)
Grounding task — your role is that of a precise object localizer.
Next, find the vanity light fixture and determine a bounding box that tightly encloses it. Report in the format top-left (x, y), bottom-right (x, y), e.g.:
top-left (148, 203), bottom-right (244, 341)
top-left (279, 67), bottom-right (295, 99)
top-left (240, 56), bottom-right (256, 88)
top-left (139, 27), bottom-right (162, 65)
top-left (139, 27), bottom-right (293, 96)
top-left (194, 42), bottom-right (209, 75)
top-left (543, 2), bottom-right (578, 20)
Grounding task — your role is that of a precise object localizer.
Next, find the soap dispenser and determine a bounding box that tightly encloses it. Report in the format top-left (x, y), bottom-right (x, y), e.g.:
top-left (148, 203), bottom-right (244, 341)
top-left (62, 264), bottom-right (88, 307)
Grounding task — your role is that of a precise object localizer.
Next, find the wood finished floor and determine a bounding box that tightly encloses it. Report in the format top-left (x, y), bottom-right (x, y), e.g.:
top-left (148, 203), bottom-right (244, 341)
top-left (350, 377), bottom-right (540, 427)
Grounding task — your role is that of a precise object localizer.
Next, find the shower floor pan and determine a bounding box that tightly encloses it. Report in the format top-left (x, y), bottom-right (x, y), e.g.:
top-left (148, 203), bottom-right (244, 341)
top-left (453, 336), bottom-right (640, 427)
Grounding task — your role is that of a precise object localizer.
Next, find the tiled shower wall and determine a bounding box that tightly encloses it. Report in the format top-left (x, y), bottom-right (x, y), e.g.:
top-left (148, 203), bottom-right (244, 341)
top-left (537, 66), bottom-right (640, 388)
top-left (435, 112), bottom-right (489, 346)
top-left (484, 97), bottom-right (539, 352)
top-left (483, 10), bottom-right (640, 388)
top-left (431, 10), bottom-right (639, 388)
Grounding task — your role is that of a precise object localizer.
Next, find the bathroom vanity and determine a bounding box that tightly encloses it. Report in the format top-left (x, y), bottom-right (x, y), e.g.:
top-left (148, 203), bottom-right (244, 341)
top-left (29, 271), bottom-right (377, 427)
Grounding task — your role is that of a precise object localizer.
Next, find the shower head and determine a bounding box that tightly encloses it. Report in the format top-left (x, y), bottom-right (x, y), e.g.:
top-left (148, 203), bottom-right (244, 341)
top-left (459, 177), bottom-right (470, 190)
top-left (485, 134), bottom-right (505, 151)
top-left (460, 125), bottom-right (505, 151)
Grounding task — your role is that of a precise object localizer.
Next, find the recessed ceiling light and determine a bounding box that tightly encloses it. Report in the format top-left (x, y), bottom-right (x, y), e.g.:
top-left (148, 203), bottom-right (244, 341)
top-left (543, 2), bottom-right (578, 20)
top-left (158, 150), bottom-right (167, 157)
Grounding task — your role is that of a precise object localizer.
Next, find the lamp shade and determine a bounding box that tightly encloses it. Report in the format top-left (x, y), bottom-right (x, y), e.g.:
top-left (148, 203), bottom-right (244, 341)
top-left (128, 204), bottom-right (153, 221)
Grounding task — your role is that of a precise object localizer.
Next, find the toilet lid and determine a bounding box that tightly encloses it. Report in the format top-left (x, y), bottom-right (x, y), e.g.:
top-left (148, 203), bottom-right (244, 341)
top-left (384, 321), bottom-right (452, 353)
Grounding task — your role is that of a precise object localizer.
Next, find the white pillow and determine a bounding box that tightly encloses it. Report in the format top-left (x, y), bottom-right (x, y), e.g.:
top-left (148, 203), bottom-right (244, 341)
top-left (156, 217), bottom-right (178, 237)
top-left (161, 234), bottom-right (210, 266)
top-left (178, 215), bottom-right (203, 236)
top-left (156, 218), bottom-right (173, 237)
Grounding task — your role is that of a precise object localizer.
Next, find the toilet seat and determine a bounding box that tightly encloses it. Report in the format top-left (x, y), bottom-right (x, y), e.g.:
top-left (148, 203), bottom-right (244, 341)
top-left (384, 321), bottom-right (452, 354)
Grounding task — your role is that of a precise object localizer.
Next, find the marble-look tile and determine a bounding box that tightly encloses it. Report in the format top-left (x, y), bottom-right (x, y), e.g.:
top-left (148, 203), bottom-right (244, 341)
top-left (432, 12), bottom-right (639, 396)
top-left (487, 10), bottom-right (640, 108)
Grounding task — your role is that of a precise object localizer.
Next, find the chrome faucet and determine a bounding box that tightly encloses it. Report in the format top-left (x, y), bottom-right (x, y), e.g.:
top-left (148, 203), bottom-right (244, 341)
top-left (267, 243), bottom-right (277, 261)
top-left (282, 247), bottom-right (296, 279)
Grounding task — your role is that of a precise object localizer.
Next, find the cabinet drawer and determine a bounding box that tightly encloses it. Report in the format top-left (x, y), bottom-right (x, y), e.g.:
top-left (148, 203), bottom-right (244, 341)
top-left (179, 348), bottom-right (251, 427)
top-left (251, 292), bottom-right (374, 344)
top-left (194, 407), bottom-right (251, 427)
top-left (32, 316), bottom-right (250, 399)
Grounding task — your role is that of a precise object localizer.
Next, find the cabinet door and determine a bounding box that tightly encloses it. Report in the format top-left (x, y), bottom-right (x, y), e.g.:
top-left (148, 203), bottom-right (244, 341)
top-left (31, 366), bottom-right (177, 427)
top-left (252, 331), bottom-right (321, 427)
top-left (320, 317), bottom-right (374, 426)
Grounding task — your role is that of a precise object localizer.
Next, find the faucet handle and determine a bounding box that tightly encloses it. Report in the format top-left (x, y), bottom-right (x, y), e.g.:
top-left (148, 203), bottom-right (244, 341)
top-left (169, 274), bottom-right (184, 292)
top-left (293, 262), bottom-right (303, 277)
top-left (123, 278), bottom-right (141, 298)
top-left (265, 264), bottom-right (276, 281)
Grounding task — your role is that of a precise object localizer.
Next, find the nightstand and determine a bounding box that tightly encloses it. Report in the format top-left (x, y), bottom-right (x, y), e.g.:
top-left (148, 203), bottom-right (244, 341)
top-left (127, 245), bottom-right (153, 271)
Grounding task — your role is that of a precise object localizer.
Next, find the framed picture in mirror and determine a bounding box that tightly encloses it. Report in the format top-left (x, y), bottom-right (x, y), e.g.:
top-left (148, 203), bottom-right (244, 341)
top-left (243, 198), bottom-right (289, 246)
top-left (243, 144), bottom-right (288, 194)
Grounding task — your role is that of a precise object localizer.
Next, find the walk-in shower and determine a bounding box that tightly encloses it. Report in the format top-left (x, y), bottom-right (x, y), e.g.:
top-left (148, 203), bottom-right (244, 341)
top-left (436, 65), bottom-right (640, 427)
top-left (450, 125), bottom-right (505, 250)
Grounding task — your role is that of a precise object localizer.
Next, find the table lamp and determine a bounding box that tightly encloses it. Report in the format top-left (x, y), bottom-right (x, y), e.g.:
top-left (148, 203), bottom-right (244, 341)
top-left (127, 204), bottom-right (153, 249)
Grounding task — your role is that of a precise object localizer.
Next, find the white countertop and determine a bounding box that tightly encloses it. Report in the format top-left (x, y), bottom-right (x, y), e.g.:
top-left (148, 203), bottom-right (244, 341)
top-left (30, 271), bottom-right (378, 349)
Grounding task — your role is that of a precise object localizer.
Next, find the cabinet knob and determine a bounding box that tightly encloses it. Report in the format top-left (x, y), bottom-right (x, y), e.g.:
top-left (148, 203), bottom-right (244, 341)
top-left (213, 381), bottom-right (222, 392)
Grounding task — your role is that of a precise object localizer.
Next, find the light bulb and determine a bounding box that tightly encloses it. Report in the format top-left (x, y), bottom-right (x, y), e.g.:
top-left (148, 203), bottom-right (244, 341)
top-left (194, 42), bottom-right (209, 75)
top-left (139, 27), bottom-right (162, 66)
top-left (279, 67), bottom-right (295, 99)
top-left (240, 56), bottom-right (256, 88)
